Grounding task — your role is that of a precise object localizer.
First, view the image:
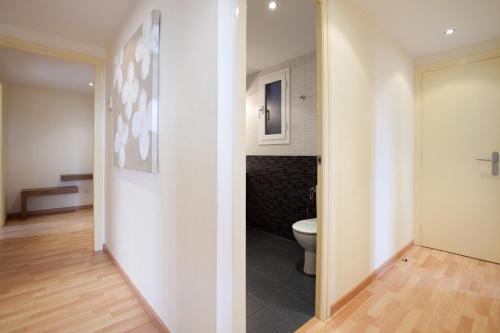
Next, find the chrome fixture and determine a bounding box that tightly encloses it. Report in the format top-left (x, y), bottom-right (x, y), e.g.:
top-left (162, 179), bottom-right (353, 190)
top-left (299, 94), bottom-right (316, 101)
top-left (309, 186), bottom-right (316, 200)
top-left (477, 152), bottom-right (499, 176)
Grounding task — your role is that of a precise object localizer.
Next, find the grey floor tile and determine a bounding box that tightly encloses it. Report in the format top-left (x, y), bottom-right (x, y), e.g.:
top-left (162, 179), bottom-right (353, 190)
top-left (247, 228), bottom-right (315, 333)
top-left (246, 296), bottom-right (311, 333)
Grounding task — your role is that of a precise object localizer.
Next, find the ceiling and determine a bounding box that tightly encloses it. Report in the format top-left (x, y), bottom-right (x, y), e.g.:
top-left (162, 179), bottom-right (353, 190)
top-left (0, 0), bottom-right (497, 71)
top-left (354, 0), bottom-right (500, 59)
top-left (0, 47), bottom-right (94, 94)
top-left (247, 0), bottom-right (316, 74)
top-left (0, 0), bottom-right (136, 47)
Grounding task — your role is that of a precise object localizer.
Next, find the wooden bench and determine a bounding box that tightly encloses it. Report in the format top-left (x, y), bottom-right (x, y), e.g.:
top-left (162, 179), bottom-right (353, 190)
top-left (20, 186), bottom-right (79, 220)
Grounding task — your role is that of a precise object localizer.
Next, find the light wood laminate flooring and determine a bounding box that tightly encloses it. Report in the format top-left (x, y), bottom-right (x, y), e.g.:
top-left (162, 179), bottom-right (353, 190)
top-left (0, 210), bottom-right (159, 333)
top-left (298, 246), bottom-right (500, 333)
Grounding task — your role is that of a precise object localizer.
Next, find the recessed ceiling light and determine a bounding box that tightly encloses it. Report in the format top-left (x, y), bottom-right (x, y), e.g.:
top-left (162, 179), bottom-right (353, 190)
top-left (268, 1), bottom-right (278, 10)
top-left (89, 82), bottom-right (94, 87)
top-left (444, 28), bottom-right (456, 35)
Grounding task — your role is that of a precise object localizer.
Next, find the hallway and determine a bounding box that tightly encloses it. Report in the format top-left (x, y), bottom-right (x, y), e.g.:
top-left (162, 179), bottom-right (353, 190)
top-left (0, 0), bottom-right (499, 331)
top-left (0, 210), bottom-right (159, 333)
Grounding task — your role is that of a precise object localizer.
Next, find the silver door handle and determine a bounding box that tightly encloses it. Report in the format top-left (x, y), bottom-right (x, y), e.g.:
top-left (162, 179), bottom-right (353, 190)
top-left (477, 152), bottom-right (499, 176)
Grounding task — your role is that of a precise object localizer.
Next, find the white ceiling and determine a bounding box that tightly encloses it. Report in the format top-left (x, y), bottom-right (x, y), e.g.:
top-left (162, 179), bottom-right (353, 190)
top-left (354, 0), bottom-right (500, 59)
top-left (247, 0), bottom-right (316, 74)
top-left (0, 47), bottom-right (94, 94)
top-left (1, 0), bottom-right (497, 72)
top-left (0, 0), bottom-right (136, 47)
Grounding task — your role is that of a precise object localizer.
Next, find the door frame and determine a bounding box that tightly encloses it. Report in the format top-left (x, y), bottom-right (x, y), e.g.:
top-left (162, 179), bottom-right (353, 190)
top-left (0, 82), bottom-right (4, 226)
top-left (315, 0), bottom-right (330, 321)
top-left (414, 48), bottom-right (500, 246)
top-left (220, 0), bottom-right (331, 328)
top-left (0, 35), bottom-right (106, 251)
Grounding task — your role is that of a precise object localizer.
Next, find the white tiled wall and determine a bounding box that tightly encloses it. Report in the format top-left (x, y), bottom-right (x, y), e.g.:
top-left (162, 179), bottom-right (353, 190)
top-left (246, 52), bottom-right (317, 156)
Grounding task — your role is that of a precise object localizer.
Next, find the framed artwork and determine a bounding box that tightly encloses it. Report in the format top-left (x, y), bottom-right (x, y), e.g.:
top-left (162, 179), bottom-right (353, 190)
top-left (113, 10), bottom-right (160, 173)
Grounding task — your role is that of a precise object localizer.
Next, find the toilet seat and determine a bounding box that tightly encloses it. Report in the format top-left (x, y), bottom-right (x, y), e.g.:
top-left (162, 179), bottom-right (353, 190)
top-left (292, 218), bottom-right (317, 235)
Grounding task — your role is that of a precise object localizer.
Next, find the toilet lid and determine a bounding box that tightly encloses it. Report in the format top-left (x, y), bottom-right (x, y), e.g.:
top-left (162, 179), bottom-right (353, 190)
top-left (292, 218), bottom-right (317, 235)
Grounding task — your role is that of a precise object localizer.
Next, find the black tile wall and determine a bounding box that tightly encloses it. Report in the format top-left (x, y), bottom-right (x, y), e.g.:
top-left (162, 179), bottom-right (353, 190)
top-left (246, 156), bottom-right (317, 240)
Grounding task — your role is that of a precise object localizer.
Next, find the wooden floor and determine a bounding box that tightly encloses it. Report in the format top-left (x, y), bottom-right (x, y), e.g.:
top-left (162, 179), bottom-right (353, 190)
top-left (3, 212), bottom-right (499, 332)
top-left (298, 246), bottom-right (500, 333)
top-left (0, 210), bottom-right (159, 333)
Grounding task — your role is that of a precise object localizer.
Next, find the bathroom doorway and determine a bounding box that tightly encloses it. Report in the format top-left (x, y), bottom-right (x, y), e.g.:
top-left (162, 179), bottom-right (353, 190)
top-left (244, 0), bottom-right (326, 331)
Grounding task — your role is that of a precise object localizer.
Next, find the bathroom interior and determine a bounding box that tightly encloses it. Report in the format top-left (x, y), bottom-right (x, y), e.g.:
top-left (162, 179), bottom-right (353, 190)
top-left (246, 0), bottom-right (317, 332)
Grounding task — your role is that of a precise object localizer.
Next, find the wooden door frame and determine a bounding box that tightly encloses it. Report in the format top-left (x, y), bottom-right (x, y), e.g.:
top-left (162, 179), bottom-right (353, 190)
top-left (0, 82), bottom-right (3, 226)
top-left (315, 0), bottom-right (330, 321)
top-left (414, 48), bottom-right (500, 246)
top-left (0, 35), bottom-right (106, 251)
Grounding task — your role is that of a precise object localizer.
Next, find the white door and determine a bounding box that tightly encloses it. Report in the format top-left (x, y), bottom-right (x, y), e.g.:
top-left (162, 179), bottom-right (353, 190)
top-left (421, 56), bottom-right (500, 264)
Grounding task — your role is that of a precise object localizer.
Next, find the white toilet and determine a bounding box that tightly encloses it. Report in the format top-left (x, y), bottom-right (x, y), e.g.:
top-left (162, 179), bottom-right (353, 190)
top-left (292, 218), bottom-right (317, 275)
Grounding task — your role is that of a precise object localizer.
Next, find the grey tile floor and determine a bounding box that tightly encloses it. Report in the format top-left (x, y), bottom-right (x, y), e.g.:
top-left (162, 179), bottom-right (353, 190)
top-left (247, 228), bottom-right (315, 333)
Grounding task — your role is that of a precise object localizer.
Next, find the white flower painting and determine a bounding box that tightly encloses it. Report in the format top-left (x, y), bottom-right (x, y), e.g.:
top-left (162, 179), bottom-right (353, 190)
top-left (135, 14), bottom-right (160, 80)
top-left (114, 115), bottom-right (129, 168)
top-left (112, 10), bottom-right (160, 173)
top-left (132, 89), bottom-right (154, 160)
top-left (113, 48), bottom-right (124, 93)
top-left (121, 62), bottom-right (139, 120)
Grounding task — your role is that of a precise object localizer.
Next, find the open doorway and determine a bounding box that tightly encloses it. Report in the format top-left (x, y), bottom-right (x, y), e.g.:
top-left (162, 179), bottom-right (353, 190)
top-left (245, 0), bottom-right (323, 331)
top-left (0, 46), bottom-right (96, 247)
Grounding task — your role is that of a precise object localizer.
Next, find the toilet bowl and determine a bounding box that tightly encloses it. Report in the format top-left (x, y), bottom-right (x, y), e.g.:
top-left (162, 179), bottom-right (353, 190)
top-left (292, 218), bottom-right (317, 275)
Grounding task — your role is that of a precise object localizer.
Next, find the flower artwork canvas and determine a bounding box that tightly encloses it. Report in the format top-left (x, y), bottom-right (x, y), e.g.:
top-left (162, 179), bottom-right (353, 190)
top-left (113, 10), bottom-right (159, 173)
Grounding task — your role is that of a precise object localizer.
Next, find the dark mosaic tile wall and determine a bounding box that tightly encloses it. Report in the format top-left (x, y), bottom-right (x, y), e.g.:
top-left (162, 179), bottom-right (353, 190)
top-left (246, 156), bottom-right (317, 240)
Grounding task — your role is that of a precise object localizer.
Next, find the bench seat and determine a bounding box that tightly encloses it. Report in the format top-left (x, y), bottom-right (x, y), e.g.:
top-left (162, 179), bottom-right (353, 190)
top-left (21, 186), bottom-right (79, 219)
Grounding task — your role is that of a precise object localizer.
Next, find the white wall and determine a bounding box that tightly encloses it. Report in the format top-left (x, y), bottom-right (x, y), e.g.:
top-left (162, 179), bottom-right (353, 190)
top-left (326, 0), bottom-right (415, 306)
top-left (4, 83), bottom-right (94, 214)
top-left (0, 22), bottom-right (105, 58)
top-left (105, 1), bottom-right (221, 332)
top-left (415, 38), bottom-right (500, 66)
top-left (217, 2), bottom-right (247, 332)
top-left (246, 52), bottom-right (317, 156)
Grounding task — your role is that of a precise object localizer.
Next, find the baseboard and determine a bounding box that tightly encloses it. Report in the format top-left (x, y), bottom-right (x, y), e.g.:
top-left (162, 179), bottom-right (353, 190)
top-left (295, 317), bottom-right (322, 333)
top-left (330, 241), bottom-right (415, 315)
top-left (7, 204), bottom-right (93, 220)
top-left (103, 244), bottom-right (171, 333)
